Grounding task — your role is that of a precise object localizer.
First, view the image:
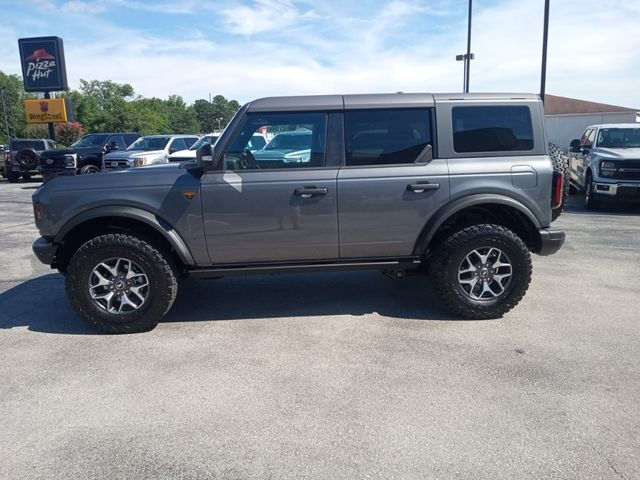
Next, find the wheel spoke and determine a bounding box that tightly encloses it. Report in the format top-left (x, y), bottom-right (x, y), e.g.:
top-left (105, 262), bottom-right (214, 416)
top-left (458, 246), bottom-right (513, 302)
top-left (90, 270), bottom-right (111, 288)
top-left (89, 257), bottom-right (149, 314)
top-left (98, 261), bottom-right (118, 278)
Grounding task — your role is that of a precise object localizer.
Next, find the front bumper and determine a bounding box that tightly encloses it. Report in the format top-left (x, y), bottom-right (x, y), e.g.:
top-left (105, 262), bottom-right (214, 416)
top-left (32, 237), bottom-right (59, 266)
top-left (537, 229), bottom-right (565, 256)
top-left (592, 181), bottom-right (640, 198)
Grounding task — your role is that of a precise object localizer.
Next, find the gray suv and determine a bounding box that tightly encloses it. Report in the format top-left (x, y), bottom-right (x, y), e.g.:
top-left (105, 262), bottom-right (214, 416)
top-left (31, 93), bottom-right (565, 333)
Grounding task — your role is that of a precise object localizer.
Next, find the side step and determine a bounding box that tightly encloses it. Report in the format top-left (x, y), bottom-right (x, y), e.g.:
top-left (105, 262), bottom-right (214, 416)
top-left (188, 258), bottom-right (421, 278)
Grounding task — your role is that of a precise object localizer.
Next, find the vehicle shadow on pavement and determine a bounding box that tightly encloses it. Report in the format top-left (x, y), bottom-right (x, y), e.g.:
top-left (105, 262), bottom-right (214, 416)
top-left (0, 274), bottom-right (99, 335)
top-left (0, 271), bottom-right (465, 335)
top-left (164, 271), bottom-right (461, 324)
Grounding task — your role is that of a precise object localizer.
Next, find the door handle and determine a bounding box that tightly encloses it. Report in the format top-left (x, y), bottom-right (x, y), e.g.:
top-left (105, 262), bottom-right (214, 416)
top-left (294, 187), bottom-right (328, 198)
top-left (407, 182), bottom-right (440, 192)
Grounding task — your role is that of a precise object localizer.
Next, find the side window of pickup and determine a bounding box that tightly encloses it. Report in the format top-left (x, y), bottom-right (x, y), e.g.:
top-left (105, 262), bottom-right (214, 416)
top-left (581, 129), bottom-right (595, 147)
top-left (344, 109), bottom-right (433, 166)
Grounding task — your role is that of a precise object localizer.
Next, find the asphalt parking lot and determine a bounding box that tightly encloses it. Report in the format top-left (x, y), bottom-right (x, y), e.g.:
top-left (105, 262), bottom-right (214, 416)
top-left (1, 177), bottom-right (639, 480)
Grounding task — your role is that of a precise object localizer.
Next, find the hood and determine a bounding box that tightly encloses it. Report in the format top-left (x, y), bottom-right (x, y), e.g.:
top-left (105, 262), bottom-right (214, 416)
top-left (43, 161), bottom-right (184, 190)
top-left (168, 149), bottom-right (196, 160)
top-left (594, 147), bottom-right (640, 159)
top-left (104, 149), bottom-right (166, 160)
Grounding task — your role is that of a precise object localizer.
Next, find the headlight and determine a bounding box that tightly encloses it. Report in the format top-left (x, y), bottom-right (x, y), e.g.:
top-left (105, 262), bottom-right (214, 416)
top-left (600, 160), bottom-right (616, 177)
top-left (64, 154), bottom-right (77, 168)
top-left (133, 157), bottom-right (148, 167)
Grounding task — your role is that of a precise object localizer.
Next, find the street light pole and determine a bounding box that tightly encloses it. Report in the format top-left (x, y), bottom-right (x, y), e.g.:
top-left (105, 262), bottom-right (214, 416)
top-left (465, 0), bottom-right (472, 93)
top-left (540, 0), bottom-right (550, 103)
top-left (456, 0), bottom-right (474, 93)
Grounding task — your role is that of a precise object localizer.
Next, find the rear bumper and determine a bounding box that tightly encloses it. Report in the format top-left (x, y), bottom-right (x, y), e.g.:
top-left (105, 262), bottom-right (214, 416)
top-left (32, 237), bottom-right (59, 266)
top-left (537, 229), bottom-right (565, 256)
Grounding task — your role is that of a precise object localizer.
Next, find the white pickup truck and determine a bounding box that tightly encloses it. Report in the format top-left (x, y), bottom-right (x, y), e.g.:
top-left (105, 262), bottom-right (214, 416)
top-left (568, 123), bottom-right (640, 209)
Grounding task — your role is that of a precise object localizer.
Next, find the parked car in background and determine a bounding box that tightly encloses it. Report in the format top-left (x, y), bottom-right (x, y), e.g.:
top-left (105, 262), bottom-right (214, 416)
top-left (568, 123), bottom-right (640, 209)
top-left (167, 134), bottom-right (219, 163)
top-left (39, 132), bottom-right (141, 181)
top-left (103, 135), bottom-right (199, 170)
top-left (0, 144), bottom-right (7, 178)
top-left (6, 138), bottom-right (58, 183)
top-left (252, 130), bottom-right (312, 166)
top-left (167, 133), bottom-right (266, 163)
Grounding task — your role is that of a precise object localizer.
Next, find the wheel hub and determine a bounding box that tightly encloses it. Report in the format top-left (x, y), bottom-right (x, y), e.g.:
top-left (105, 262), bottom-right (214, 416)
top-left (458, 247), bottom-right (513, 300)
top-left (88, 257), bottom-right (149, 314)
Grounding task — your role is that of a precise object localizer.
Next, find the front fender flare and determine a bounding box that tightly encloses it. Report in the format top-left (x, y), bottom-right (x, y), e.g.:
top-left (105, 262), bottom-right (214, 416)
top-left (54, 206), bottom-right (195, 265)
top-left (413, 194), bottom-right (542, 255)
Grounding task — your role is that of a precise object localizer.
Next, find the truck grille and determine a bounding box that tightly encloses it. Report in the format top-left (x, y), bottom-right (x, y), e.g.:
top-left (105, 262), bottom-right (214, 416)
top-left (104, 159), bottom-right (130, 169)
top-left (611, 160), bottom-right (640, 181)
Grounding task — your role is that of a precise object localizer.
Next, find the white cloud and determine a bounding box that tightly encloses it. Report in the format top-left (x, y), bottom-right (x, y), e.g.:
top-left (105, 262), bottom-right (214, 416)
top-left (1, 0), bottom-right (639, 108)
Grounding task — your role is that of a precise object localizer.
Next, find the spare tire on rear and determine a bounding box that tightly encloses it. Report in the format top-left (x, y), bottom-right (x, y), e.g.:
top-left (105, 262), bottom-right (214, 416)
top-left (549, 142), bottom-right (570, 222)
top-left (15, 149), bottom-right (39, 171)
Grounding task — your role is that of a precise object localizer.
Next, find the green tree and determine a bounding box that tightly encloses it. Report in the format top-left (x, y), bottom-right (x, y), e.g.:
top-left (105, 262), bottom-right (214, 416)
top-left (193, 99), bottom-right (217, 132)
top-left (55, 122), bottom-right (85, 146)
top-left (165, 95), bottom-right (199, 134)
top-left (0, 71), bottom-right (33, 142)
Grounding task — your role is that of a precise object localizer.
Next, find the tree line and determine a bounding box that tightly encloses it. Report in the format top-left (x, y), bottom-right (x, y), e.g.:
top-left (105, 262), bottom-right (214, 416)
top-left (0, 71), bottom-right (240, 145)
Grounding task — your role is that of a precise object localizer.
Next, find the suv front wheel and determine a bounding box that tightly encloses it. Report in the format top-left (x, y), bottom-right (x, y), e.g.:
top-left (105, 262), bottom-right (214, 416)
top-left (65, 233), bottom-right (178, 333)
top-left (429, 224), bottom-right (532, 319)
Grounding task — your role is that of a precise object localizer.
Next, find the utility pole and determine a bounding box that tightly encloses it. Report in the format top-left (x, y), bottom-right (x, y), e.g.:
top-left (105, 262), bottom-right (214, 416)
top-left (456, 0), bottom-right (474, 93)
top-left (540, 0), bottom-right (550, 103)
top-left (43, 92), bottom-right (56, 141)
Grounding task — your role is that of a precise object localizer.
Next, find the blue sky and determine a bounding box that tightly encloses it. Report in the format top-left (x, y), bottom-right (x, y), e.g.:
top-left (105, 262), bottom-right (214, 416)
top-left (1, 0), bottom-right (639, 108)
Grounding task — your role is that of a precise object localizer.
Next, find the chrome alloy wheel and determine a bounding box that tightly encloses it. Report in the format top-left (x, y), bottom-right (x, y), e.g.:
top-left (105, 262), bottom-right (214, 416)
top-left (88, 257), bottom-right (149, 314)
top-left (457, 247), bottom-right (513, 301)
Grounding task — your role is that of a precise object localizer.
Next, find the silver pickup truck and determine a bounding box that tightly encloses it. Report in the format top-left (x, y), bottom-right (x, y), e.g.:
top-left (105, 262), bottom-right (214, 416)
top-left (32, 92), bottom-right (565, 333)
top-left (568, 123), bottom-right (640, 209)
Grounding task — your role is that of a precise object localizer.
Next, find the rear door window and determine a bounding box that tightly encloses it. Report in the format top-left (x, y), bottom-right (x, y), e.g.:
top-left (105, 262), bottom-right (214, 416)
top-left (344, 109), bottom-right (433, 166)
top-left (452, 106), bottom-right (533, 153)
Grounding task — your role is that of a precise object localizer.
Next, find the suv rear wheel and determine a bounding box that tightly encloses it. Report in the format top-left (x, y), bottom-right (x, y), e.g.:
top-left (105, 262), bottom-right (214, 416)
top-left (429, 224), bottom-right (532, 319)
top-left (65, 233), bottom-right (178, 333)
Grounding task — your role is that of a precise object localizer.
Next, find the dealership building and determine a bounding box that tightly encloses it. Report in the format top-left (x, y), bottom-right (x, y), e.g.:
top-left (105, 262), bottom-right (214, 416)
top-left (544, 94), bottom-right (639, 150)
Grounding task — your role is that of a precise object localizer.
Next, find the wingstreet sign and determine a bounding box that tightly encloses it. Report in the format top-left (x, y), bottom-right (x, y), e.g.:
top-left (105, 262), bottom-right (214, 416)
top-left (18, 36), bottom-right (69, 92)
top-left (24, 98), bottom-right (69, 123)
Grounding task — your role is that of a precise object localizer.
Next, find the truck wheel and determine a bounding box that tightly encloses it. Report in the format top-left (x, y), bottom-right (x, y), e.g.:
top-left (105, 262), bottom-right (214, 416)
top-left (549, 143), bottom-right (569, 222)
top-left (584, 172), bottom-right (601, 210)
top-left (428, 224), bottom-right (532, 319)
top-left (80, 164), bottom-right (100, 174)
top-left (65, 233), bottom-right (178, 333)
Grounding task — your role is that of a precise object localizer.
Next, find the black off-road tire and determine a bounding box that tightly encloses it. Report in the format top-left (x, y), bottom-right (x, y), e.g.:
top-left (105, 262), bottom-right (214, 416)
top-left (15, 148), bottom-right (39, 170)
top-left (428, 224), bottom-right (532, 319)
top-left (584, 172), bottom-right (601, 210)
top-left (65, 233), bottom-right (178, 333)
top-left (549, 143), bottom-right (570, 222)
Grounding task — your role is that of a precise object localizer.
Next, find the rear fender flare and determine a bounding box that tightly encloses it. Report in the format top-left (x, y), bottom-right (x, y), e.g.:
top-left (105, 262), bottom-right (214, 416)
top-left (413, 194), bottom-right (542, 255)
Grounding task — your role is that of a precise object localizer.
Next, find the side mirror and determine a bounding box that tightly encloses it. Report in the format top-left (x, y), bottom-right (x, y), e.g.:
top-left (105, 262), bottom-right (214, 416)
top-left (195, 143), bottom-right (214, 169)
top-left (569, 139), bottom-right (581, 153)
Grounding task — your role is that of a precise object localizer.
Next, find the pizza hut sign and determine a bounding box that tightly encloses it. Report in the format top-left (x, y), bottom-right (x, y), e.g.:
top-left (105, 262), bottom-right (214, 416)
top-left (18, 36), bottom-right (69, 92)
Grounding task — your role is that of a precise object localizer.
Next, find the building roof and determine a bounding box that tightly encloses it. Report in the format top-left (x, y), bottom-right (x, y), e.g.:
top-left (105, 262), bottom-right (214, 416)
top-left (544, 94), bottom-right (638, 115)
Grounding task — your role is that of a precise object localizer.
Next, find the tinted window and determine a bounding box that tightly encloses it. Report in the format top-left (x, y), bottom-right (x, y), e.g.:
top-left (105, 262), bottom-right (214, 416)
top-left (249, 135), bottom-right (267, 150)
top-left (170, 138), bottom-right (187, 151)
top-left (596, 128), bottom-right (640, 148)
top-left (224, 112), bottom-right (326, 170)
top-left (184, 137), bottom-right (199, 148)
top-left (11, 140), bottom-right (46, 151)
top-left (345, 109), bottom-right (432, 166)
top-left (452, 106), bottom-right (533, 153)
top-left (127, 136), bottom-right (170, 151)
top-left (108, 135), bottom-right (127, 149)
top-left (190, 135), bottom-right (218, 150)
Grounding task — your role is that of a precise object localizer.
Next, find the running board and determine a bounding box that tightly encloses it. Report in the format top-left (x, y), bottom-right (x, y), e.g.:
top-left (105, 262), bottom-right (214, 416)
top-left (188, 258), bottom-right (421, 278)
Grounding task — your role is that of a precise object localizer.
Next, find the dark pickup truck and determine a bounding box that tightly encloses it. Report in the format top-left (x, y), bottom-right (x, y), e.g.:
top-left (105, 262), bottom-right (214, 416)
top-left (39, 132), bottom-right (140, 180)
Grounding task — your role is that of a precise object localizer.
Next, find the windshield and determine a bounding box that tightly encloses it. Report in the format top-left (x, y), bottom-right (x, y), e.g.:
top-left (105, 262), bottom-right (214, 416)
top-left (127, 136), bottom-right (170, 151)
top-left (596, 128), bottom-right (640, 148)
top-left (72, 134), bottom-right (109, 147)
top-left (189, 135), bottom-right (219, 151)
top-left (264, 132), bottom-right (312, 151)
